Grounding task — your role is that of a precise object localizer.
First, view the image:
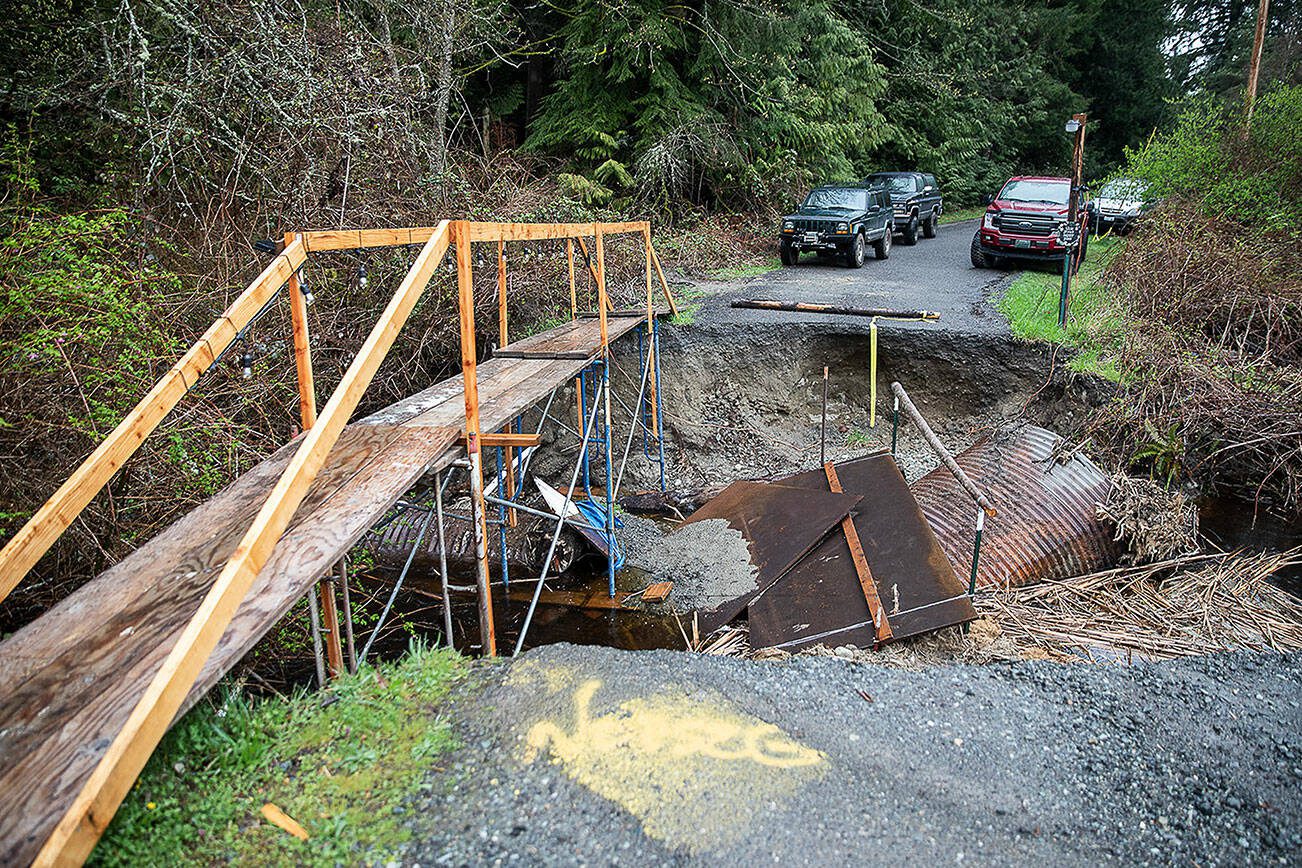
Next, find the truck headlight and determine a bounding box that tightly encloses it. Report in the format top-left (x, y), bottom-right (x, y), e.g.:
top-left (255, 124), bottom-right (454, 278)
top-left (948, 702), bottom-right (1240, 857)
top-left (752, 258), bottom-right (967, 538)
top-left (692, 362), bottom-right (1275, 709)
top-left (983, 211), bottom-right (998, 229)
top-left (836, 222), bottom-right (849, 234)
top-left (782, 220), bottom-right (794, 231)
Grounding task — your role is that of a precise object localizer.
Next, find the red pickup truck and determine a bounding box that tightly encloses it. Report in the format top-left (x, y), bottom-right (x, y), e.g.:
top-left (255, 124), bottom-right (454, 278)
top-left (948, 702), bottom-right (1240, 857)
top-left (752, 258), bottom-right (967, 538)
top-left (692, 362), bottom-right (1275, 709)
top-left (970, 176), bottom-right (1087, 268)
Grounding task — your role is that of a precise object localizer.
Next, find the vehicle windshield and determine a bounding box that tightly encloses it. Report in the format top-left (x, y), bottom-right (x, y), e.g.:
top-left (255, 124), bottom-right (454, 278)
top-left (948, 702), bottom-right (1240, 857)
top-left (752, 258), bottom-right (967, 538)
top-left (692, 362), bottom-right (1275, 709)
top-left (865, 175), bottom-right (915, 193)
top-left (998, 179), bottom-right (1070, 205)
top-left (803, 188), bottom-right (869, 210)
top-left (1098, 179), bottom-right (1148, 200)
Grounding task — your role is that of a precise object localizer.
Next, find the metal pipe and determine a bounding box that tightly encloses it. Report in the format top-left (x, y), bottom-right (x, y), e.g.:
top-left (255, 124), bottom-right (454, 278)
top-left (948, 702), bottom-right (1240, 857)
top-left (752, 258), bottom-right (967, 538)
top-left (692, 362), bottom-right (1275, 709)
top-left (306, 587), bottom-right (326, 688)
top-left (482, 494), bottom-right (603, 531)
top-left (337, 557), bottom-right (357, 674)
top-left (890, 394), bottom-right (900, 454)
top-left (654, 318), bottom-right (667, 491)
top-left (890, 381), bottom-right (995, 516)
top-left (820, 366), bottom-right (828, 467)
top-left (513, 389), bottom-right (603, 657)
top-left (361, 491), bottom-right (437, 664)
top-left (496, 445), bottom-right (509, 588)
top-left (614, 338), bottom-right (654, 496)
top-left (602, 361), bottom-right (617, 597)
top-left (434, 468), bottom-right (454, 648)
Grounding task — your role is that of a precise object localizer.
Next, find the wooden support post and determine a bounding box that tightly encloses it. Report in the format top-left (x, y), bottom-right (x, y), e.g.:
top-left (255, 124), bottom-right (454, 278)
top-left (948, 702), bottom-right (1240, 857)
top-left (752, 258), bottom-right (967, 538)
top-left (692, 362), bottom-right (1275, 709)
top-left (338, 557), bottom-right (357, 674)
top-left (34, 224), bottom-right (450, 865)
top-left (454, 222), bottom-right (497, 657)
top-left (575, 235), bottom-right (613, 312)
top-left (0, 239), bottom-right (306, 604)
top-left (318, 573), bottom-right (344, 679)
top-left (595, 228), bottom-right (610, 353)
top-left (648, 243), bottom-right (681, 318)
top-left (566, 238), bottom-right (578, 319)
top-left (286, 232), bottom-right (317, 430)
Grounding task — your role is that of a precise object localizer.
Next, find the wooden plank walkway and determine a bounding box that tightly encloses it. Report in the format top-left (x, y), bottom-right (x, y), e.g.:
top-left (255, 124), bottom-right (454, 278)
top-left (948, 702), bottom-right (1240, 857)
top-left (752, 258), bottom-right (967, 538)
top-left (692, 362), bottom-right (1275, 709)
top-left (0, 313), bottom-right (647, 866)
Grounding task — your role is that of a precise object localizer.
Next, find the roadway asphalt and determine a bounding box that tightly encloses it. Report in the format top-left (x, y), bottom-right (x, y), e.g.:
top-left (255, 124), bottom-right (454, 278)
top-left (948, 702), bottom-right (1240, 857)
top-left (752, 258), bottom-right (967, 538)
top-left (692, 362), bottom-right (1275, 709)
top-left (694, 219), bottom-right (1013, 338)
top-left (410, 644), bottom-right (1302, 866)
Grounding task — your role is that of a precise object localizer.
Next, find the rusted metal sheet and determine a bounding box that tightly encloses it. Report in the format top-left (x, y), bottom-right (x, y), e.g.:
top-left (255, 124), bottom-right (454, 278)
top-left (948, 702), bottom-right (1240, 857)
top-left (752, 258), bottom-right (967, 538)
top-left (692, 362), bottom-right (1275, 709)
top-left (748, 453), bottom-right (975, 650)
top-left (911, 425), bottom-right (1120, 589)
top-left (678, 480), bottom-right (861, 634)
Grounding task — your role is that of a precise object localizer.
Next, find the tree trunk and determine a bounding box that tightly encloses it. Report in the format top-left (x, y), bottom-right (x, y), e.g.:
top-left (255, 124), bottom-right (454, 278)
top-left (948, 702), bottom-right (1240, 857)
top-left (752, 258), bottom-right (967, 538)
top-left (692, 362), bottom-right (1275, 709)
top-left (432, 0), bottom-right (455, 176)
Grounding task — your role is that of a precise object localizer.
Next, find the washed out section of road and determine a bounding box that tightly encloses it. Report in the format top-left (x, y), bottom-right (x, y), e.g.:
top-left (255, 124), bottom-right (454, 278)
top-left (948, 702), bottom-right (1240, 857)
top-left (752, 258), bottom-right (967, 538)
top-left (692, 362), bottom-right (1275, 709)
top-left (411, 645), bottom-right (1302, 865)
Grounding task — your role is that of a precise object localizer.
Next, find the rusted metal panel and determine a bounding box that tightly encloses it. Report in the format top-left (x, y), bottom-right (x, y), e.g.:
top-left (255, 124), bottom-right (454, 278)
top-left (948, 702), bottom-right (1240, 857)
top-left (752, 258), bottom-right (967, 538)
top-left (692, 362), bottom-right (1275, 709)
top-left (748, 453), bottom-right (975, 650)
top-left (911, 425), bottom-right (1120, 589)
top-left (678, 480), bottom-right (861, 634)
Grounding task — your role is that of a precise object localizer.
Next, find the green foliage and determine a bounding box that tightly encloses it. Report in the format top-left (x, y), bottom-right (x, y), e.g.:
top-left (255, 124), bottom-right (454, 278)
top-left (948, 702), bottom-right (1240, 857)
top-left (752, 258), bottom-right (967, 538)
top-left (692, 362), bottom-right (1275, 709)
top-left (528, 1), bottom-right (886, 209)
top-left (997, 236), bottom-right (1126, 380)
top-left (93, 642), bottom-right (468, 866)
top-left (1131, 420), bottom-right (1185, 485)
top-left (1122, 85), bottom-right (1302, 233)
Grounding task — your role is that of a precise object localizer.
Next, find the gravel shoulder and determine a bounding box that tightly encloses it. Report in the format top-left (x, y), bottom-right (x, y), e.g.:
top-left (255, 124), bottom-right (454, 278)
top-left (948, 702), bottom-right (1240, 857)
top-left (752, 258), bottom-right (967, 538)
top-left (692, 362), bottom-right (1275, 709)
top-left (412, 645), bottom-right (1302, 866)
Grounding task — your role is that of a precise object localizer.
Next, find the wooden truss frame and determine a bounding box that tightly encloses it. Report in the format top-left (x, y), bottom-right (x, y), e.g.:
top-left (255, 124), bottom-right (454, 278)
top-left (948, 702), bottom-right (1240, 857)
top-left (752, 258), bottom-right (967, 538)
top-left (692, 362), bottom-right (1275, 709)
top-left (0, 219), bottom-right (677, 865)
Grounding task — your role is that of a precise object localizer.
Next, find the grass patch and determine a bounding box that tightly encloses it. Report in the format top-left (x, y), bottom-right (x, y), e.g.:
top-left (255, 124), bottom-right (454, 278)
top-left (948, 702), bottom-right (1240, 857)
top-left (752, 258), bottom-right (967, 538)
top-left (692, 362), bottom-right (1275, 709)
top-left (92, 643), bottom-right (469, 867)
top-left (939, 206), bottom-right (985, 225)
top-left (996, 236), bottom-right (1127, 380)
top-left (698, 254), bottom-right (781, 281)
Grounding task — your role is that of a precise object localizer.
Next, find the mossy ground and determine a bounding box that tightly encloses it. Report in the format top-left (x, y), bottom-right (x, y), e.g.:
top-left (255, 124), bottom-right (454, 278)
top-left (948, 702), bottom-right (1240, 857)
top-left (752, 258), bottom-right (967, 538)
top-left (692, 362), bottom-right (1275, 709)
top-left (996, 234), bottom-right (1126, 380)
top-left (92, 643), bottom-right (469, 867)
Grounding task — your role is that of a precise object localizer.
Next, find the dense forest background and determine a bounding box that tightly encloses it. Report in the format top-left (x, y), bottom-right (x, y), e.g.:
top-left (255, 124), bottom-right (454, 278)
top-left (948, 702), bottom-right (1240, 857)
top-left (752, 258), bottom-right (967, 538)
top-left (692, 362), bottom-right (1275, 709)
top-left (0, 0), bottom-right (1299, 619)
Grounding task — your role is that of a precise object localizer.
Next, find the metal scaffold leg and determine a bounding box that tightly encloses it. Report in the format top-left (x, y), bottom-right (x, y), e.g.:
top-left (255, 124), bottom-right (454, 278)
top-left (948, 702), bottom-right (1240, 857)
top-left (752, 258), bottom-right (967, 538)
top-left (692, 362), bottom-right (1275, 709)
top-left (601, 359), bottom-right (616, 598)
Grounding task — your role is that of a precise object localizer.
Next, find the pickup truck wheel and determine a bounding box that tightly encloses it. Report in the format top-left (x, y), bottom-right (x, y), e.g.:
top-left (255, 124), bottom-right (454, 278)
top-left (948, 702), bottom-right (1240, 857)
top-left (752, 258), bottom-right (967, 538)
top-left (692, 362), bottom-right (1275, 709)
top-left (902, 215), bottom-right (919, 245)
top-left (846, 233), bottom-right (866, 268)
top-left (922, 211), bottom-right (938, 239)
top-left (780, 241), bottom-right (798, 266)
top-left (873, 229), bottom-right (891, 260)
top-left (969, 231), bottom-right (991, 268)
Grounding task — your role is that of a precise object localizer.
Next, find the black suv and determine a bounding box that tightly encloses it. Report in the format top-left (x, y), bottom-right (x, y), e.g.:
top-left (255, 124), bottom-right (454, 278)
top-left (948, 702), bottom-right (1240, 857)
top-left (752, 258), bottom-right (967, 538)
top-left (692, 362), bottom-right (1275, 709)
top-left (779, 185), bottom-right (894, 268)
top-left (863, 172), bottom-right (942, 245)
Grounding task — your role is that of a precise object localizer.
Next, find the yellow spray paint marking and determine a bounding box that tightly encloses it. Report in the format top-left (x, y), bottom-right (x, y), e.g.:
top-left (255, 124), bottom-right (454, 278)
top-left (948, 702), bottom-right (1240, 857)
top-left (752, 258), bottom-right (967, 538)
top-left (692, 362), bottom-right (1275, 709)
top-left (521, 677), bottom-right (826, 853)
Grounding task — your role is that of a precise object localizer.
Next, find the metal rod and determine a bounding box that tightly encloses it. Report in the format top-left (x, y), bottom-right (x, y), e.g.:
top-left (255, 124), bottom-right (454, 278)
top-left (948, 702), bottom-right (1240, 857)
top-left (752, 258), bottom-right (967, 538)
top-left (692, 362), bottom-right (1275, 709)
top-left (614, 337), bottom-right (654, 496)
top-left (820, 366), bottom-right (828, 467)
top-left (306, 586), bottom-right (326, 689)
top-left (434, 468), bottom-right (454, 649)
top-left (602, 362), bottom-right (617, 597)
top-left (731, 299), bottom-right (940, 320)
top-left (338, 558), bottom-right (357, 674)
top-left (654, 317), bottom-right (667, 491)
top-left (360, 492), bottom-right (437, 664)
top-left (483, 494), bottom-right (604, 531)
top-left (968, 507), bottom-right (986, 596)
top-left (496, 445), bottom-right (509, 588)
top-left (890, 381), bottom-right (995, 516)
top-left (890, 394), bottom-right (900, 455)
top-left (513, 389), bottom-right (603, 657)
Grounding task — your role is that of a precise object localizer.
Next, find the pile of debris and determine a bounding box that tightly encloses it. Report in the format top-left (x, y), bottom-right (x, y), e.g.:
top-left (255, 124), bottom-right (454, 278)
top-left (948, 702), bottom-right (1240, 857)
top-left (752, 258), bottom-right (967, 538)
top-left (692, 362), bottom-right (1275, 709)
top-left (655, 451), bottom-right (978, 651)
top-left (978, 548), bottom-right (1302, 661)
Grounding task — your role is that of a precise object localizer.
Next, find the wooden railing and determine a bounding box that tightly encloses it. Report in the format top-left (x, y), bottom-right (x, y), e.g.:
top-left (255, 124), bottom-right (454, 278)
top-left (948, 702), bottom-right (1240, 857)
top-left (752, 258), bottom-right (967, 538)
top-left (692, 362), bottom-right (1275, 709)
top-left (2, 219), bottom-right (676, 865)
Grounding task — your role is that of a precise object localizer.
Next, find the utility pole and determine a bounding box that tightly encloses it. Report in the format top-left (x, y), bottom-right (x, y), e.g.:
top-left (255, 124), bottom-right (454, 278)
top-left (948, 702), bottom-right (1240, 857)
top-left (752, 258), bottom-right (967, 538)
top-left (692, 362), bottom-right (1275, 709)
top-left (1246, 0), bottom-right (1271, 123)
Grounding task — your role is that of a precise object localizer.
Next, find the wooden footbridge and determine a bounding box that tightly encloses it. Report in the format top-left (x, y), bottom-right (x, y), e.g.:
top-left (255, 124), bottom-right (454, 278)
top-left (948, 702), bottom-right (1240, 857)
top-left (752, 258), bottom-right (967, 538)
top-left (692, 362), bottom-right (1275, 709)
top-left (0, 220), bottom-right (679, 865)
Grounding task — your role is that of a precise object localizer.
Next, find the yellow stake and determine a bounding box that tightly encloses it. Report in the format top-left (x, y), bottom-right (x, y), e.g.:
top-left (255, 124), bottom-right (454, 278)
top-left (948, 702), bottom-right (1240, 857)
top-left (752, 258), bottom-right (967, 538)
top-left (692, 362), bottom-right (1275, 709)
top-left (869, 317), bottom-right (879, 428)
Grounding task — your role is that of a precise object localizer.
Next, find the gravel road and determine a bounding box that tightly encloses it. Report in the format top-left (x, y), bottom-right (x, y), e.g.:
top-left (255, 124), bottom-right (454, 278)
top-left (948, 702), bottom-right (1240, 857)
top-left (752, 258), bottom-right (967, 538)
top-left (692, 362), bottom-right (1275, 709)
top-left (409, 645), bottom-right (1301, 866)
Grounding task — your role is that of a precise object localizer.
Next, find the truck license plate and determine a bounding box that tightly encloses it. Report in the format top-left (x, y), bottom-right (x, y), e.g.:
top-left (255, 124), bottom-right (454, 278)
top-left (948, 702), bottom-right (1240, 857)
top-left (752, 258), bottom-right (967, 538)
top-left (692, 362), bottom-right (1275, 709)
top-left (1014, 239), bottom-right (1031, 249)
top-left (803, 232), bottom-right (819, 243)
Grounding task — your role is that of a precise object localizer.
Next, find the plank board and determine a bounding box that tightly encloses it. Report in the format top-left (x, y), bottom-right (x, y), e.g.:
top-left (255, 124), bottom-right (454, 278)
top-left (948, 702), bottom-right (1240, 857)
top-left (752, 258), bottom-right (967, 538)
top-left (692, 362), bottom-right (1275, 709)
top-left (0, 424), bottom-right (455, 867)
